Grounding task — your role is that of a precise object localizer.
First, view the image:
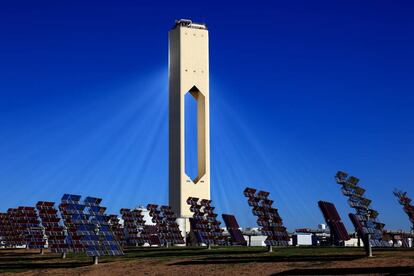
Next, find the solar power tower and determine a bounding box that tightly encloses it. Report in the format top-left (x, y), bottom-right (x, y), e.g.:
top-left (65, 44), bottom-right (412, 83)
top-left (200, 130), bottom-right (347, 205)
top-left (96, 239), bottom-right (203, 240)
top-left (169, 19), bottom-right (211, 223)
top-left (335, 171), bottom-right (390, 248)
top-left (318, 201), bottom-right (350, 245)
top-left (36, 201), bottom-right (70, 255)
top-left (393, 190), bottom-right (414, 231)
top-left (186, 197), bottom-right (225, 247)
top-left (243, 188), bottom-right (290, 250)
top-left (59, 194), bottom-right (123, 264)
top-left (120, 208), bottom-right (149, 246)
top-left (146, 204), bottom-right (185, 246)
top-left (222, 214), bottom-right (247, 246)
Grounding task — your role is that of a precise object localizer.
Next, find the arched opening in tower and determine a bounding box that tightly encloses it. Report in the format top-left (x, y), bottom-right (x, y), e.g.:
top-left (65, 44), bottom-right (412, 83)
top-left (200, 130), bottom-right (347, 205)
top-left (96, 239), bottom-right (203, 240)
top-left (185, 90), bottom-right (198, 182)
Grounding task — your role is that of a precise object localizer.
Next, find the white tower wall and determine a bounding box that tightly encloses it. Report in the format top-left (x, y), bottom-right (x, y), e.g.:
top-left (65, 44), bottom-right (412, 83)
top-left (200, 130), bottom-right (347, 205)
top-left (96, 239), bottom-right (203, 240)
top-left (169, 20), bottom-right (210, 219)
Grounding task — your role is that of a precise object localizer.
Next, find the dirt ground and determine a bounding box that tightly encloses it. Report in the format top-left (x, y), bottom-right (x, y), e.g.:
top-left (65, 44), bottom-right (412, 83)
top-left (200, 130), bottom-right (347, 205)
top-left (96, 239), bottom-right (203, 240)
top-left (1, 247), bottom-right (413, 275)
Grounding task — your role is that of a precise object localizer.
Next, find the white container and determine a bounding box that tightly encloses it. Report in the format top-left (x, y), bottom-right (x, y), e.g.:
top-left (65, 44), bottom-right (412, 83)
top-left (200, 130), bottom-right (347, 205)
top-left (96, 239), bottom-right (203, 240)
top-left (293, 234), bottom-right (312, 246)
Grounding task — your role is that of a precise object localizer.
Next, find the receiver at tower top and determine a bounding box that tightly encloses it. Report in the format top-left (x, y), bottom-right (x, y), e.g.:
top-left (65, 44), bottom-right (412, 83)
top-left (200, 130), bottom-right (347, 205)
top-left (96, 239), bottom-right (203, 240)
top-left (169, 19), bottom-right (210, 219)
top-left (174, 19), bottom-right (207, 30)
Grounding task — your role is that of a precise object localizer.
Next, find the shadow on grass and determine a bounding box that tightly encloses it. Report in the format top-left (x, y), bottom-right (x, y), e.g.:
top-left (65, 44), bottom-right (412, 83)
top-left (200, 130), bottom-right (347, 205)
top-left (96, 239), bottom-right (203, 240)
top-left (171, 254), bottom-right (364, 265)
top-left (0, 251), bottom-right (43, 257)
top-left (0, 262), bottom-right (90, 272)
top-left (274, 266), bottom-right (414, 275)
top-left (0, 256), bottom-right (59, 262)
top-left (123, 247), bottom-right (266, 259)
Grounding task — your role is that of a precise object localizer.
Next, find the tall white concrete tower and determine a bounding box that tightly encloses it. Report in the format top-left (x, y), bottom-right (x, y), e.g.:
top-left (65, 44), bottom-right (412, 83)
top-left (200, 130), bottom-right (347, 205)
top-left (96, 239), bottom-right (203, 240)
top-left (169, 19), bottom-right (210, 219)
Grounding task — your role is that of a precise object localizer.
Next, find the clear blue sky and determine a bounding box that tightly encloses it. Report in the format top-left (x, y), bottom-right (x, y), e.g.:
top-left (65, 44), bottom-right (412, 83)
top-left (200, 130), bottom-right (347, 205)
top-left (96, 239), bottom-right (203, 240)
top-left (1, 1), bottom-right (413, 231)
